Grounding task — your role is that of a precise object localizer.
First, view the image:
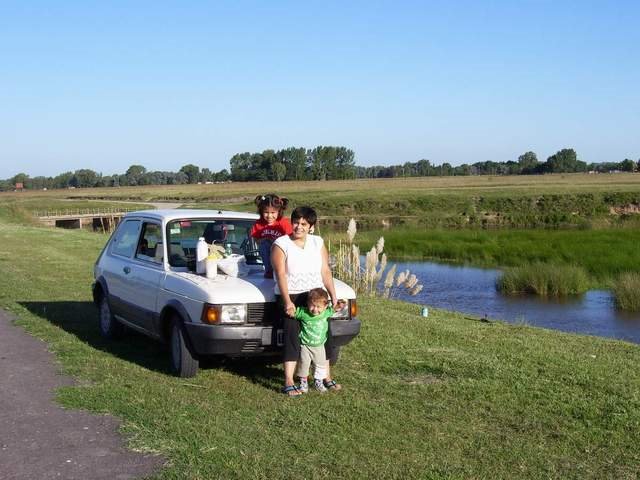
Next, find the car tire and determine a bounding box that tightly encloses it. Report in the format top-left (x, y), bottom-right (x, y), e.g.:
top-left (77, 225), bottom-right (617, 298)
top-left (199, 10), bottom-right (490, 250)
top-left (170, 318), bottom-right (199, 378)
top-left (98, 296), bottom-right (124, 339)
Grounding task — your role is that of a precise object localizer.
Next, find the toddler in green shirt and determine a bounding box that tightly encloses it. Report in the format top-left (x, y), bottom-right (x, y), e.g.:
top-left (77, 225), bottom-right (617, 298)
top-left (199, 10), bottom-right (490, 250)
top-left (295, 288), bottom-right (344, 393)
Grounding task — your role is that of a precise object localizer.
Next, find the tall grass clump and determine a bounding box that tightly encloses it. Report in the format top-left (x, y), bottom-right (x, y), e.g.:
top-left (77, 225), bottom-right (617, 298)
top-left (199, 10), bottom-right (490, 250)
top-left (613, 272), bottom-right (640, 311)
top-left (331, 218), bottom-right (423, 298)
top-left (497, 262), bottom-right (589, 297)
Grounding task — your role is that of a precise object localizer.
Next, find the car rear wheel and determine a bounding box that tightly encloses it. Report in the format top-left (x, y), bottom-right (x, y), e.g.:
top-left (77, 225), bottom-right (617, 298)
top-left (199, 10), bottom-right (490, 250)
top-left (98, 296), bottom-right (124, 339)
top-left (170, 318), bottom-right (199, 378)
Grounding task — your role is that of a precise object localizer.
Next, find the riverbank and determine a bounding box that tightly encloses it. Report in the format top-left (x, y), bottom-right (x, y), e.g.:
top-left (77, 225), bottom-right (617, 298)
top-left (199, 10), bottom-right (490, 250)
top-left (0, 219), bottom-right (639, 478)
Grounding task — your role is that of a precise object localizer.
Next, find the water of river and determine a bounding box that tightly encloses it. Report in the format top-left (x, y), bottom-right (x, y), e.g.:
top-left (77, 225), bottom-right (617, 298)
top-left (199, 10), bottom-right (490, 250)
top-left (390, 260), bottom-right (640, 344)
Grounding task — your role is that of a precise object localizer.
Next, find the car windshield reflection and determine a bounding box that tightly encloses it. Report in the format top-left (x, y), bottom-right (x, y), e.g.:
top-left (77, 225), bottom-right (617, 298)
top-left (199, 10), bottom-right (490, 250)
top-left (166, 219), bottom-right (261, 269)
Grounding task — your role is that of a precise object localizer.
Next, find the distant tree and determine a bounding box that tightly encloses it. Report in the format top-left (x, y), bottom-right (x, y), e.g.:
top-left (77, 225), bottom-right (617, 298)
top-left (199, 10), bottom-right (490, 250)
top-left (272, 162), bottom-right (286, 181)
top-left (230, 153), bottom-right (252, 181)
top-left (70, 169), bottom-right (99, 188)
top-left (414, 159), bottom-right (433, 176)
top-left (308, 147), bottom-right (325, 180)
top-left (458, 163), bottom-right (472, 175)
top-left (619, 159), bottom-right (636, 172)
top-left (544, 148), bottom-right (584, 173)
top-left (199, 168), bottom-right (213, 183)
top-left (280, 147), bottom-right (307, 180)
top-left (179, 164), bottom-right (200, 184)
top-left (126, 165), bottom-right (146, 177)
top-left (124, 165), bottom-right (147, 186)
top-left (517, 151), bottom-right (539, 173)
top-left (335, 147), bottom-right (356, 179)
top-left (249, 153), bottom-right (269, 181)
top-left (213, 169), bottom-right (230, 182)
top-left (11, 173), bottom-right (29, 186)
top-left (167, 171), bottom-right (188, 185)
top-left (321, 146), bottom-right (338, 179)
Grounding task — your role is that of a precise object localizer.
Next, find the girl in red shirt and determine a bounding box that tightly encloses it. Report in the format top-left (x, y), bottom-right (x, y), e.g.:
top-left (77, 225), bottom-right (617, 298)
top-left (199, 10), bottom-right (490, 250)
top-left (251, 194), bottom-right (293, 278)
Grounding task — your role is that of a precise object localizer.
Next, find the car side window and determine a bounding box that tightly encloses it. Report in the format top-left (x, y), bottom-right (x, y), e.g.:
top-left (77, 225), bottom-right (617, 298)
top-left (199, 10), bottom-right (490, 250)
top-left (135, 222), bottom-right (162, 264)
top-left (110, 220), bottom-right (141, 258)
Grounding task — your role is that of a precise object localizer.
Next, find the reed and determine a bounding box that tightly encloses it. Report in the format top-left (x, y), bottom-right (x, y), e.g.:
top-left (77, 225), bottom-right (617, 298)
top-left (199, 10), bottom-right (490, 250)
top-left (613, 272), bottom-right (640, 311)
top-left (330, 218), bottom-right (423, 298)
top-left (497, 262), bottom-right (589, 297)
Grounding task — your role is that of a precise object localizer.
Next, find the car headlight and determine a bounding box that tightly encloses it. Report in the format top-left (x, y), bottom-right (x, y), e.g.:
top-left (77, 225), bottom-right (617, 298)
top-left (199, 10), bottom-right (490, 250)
top-left (202, 304), bottom-right (247, 324)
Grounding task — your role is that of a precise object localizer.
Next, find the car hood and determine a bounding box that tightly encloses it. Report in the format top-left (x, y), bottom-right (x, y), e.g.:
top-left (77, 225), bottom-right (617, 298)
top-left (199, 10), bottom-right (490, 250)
top-left (164, 270), bottom-right (356, 304)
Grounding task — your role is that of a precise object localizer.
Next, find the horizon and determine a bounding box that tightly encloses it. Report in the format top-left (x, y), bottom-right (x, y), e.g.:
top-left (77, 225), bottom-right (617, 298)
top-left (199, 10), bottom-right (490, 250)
top-left (2, 1), bottom-right (639, 178)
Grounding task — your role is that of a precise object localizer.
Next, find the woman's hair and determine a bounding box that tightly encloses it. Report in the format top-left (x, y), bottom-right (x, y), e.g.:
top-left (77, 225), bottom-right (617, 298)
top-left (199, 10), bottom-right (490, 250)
top-left (254, 193), bottom-right (289, 218)
top-left (291, 206), bottom-right (317, 226)
top-left (308, 288), bottom-right (329, 305)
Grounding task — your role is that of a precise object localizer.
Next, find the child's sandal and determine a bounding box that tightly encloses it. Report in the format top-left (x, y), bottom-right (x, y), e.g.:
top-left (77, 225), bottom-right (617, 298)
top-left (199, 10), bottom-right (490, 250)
top-left (323, 379), bottom-right (342, 391)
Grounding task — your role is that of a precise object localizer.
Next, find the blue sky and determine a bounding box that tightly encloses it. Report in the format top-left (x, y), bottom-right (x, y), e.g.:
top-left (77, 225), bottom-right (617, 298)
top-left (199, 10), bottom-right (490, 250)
top-left (1, 0), bottom-right (639, 178)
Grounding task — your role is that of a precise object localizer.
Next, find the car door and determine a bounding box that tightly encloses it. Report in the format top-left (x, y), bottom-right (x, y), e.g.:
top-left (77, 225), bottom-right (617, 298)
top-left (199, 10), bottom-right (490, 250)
top-left (128, 221), bottom-right (165, 336)
top-left (103, 218), bottom-right (141, 323)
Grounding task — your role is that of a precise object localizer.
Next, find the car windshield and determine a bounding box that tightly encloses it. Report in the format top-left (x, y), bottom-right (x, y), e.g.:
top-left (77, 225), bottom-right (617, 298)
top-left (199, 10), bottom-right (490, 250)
top-left (166, 218), bottom-right (260, 269)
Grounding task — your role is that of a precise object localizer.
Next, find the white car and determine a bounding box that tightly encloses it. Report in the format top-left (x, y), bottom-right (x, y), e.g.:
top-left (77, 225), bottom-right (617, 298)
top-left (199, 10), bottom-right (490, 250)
top-left (92, 209), bottom-right (360, 377)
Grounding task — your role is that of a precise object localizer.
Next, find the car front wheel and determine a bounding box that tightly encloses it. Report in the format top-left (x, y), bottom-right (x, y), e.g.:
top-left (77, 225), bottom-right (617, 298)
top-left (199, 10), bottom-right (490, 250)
top-left (98, 296), bottom-right (124, 339)
top-left (170, 318), bottom-right (199, 378)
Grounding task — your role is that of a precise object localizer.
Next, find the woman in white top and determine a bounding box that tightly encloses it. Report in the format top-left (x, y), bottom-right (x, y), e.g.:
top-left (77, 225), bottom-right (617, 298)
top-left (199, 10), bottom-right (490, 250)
top-left (272, 206), bottom-right (341, 396)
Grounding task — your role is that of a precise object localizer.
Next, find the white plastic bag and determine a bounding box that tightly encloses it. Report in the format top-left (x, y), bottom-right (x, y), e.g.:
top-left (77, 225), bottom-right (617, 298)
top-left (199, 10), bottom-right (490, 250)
top-left (217, 254), bottom-right (248, 277)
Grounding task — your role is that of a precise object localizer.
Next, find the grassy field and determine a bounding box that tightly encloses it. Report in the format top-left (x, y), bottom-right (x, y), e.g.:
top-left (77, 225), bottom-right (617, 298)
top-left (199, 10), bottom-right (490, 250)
top-left (3, 173), bottom-right (640, 230)
top-left (1, 215), bottom-right (639, 478)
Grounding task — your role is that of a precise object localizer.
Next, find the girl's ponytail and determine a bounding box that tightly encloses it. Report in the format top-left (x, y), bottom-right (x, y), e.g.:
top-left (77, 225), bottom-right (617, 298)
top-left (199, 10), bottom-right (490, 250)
top-left (255, 193), bottom-right (289, 217)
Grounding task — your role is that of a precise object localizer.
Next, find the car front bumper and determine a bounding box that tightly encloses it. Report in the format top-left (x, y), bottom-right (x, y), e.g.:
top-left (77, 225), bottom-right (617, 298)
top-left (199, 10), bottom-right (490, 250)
top-left (184, 318), bottom-right (361, 356)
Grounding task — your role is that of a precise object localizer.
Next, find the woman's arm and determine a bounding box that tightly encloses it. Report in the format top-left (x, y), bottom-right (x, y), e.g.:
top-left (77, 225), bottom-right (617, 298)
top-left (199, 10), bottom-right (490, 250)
top-left (320, 245), bottom-right (339, 309)
top-left (272, 243), bottom-right (295, 316)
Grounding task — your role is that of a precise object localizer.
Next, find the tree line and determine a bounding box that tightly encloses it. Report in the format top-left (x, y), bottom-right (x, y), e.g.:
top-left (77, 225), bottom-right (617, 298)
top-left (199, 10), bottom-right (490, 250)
top-left (356, 149), bottom-right (639, 178)
top-left (2, 146), bottom-right (638, 191)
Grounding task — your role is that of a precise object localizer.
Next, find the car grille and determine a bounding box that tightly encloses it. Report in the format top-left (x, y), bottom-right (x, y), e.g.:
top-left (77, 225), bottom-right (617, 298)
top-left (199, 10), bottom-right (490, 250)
top-left (241, 341), bottom-right (262, 353)
top-left (247, 302), bottom-right (277, 325)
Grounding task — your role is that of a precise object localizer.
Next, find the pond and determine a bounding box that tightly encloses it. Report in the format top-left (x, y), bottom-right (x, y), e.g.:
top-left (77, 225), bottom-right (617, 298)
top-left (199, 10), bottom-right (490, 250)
top-left (390, 260), bottom-right (640, 344)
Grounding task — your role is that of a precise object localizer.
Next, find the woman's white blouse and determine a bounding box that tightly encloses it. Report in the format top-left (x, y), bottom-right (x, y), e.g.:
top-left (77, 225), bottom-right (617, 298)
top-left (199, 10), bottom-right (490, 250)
top-left (273, 234), bottom-right (324, 294)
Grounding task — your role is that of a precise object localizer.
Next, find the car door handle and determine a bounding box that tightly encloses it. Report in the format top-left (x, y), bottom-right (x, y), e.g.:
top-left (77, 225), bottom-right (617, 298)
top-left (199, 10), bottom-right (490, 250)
top-left (123, 266), bottom-right (131, 274)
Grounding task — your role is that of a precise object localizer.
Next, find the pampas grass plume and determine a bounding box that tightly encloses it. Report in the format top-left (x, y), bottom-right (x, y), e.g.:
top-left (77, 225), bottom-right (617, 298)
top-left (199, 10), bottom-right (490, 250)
top-left (347, 218), bottom-right (357, 243)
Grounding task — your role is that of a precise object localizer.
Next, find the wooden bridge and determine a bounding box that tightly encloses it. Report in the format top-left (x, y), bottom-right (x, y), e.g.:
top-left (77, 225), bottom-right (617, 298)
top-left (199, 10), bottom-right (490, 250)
top-left (35, 208), bottom-right (139, 231)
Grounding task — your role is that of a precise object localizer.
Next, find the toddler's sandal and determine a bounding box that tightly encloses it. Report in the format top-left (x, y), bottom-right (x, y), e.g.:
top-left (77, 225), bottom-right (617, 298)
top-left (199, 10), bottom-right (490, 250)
top-left (323, 379), bottom-right (342, 391)
top-left (281, 385), bottom-right (303, 397)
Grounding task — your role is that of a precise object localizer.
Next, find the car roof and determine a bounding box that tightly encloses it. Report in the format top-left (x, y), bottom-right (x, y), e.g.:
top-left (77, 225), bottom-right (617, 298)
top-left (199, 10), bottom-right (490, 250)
top-left (123, 209), bottom-right (259, 222)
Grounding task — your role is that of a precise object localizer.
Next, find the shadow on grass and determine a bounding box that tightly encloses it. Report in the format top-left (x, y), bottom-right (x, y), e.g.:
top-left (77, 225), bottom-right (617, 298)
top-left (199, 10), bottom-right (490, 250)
top-left (18, 301), bottom-right (284, 389)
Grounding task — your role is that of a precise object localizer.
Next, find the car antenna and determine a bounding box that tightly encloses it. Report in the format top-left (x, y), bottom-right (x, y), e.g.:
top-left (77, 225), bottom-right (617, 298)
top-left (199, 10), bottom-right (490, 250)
top-left (218, 210), bottom-right (223, 214)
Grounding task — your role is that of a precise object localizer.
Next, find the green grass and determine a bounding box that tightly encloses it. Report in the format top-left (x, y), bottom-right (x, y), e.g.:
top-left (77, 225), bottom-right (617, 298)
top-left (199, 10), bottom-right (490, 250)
top-left (497, 263), bottom-right (590, 296)
top-left (613, 273), bottom-right (640, 311)
top-left (1, 220), bottom-right (640, 478)
top-left (325, 228), bottom-right (640, 284)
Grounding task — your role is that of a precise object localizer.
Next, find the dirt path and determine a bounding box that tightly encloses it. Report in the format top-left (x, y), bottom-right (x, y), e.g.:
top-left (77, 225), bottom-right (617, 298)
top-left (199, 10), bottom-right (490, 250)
top-left (0, 309), bottom-right (164, 479)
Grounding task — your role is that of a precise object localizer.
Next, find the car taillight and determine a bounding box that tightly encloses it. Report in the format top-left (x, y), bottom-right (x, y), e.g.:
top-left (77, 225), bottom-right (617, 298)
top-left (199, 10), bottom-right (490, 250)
top-left (350, 300), bottom-right (357, 318)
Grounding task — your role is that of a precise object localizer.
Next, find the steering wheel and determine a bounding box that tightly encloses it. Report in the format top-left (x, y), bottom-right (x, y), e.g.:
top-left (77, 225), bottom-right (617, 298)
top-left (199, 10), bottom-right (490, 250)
top-left (240, 238), bottom-right (260, 258)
